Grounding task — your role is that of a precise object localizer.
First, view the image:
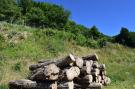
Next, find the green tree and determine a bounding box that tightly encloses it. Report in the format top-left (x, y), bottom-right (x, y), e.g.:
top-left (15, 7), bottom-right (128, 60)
top-left (26, 7), bottom-right (48, 27)
top-left (86, 26), bottom-right (102, 40)
top-left (18, 0), bottom-right (33, 15)
top-left (126, 32), bottom-right (135, 48)
top-left (31, 2), bottom-right (70, 28)
top-left (0, 0), bottom-right (20, 22)
top-left (115, 27), bottom-right (129, 45)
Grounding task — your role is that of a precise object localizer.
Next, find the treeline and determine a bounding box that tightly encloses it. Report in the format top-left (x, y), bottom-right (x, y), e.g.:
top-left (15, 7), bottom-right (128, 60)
top-left (114, 27), bottom-right (135, 48)
top-left (1, 0), bottom-right (135, 48)
top-left (0, 0), bottom-right (109, 48)
top-left (0, 0), bottom-right (70, 29)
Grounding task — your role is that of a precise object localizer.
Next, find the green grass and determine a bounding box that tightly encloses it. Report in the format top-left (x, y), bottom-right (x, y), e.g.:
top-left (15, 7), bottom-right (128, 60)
top-left (0, 22), bottom-right (135, 89)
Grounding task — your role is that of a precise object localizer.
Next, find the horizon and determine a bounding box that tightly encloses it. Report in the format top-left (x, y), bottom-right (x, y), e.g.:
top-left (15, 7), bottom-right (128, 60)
top-left (36, 0), bottom-right (135, 36)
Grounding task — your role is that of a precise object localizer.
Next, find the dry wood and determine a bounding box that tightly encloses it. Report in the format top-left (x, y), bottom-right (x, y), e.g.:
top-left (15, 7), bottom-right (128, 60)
top-left (29, 64), bottom-right (59, 81)
top-left (66, 67), bottom-right (80, 81)
top-left (86, 61), bottom-right (92, 74)
top-left (29, 54), bottom-right (76, 71)
top-left (51, 81), bottom-right (57, 89)
top-left (9, 54), bottom-right (111, 89)
top-left (82, 53), bottom-right (99, 61)
top-left (75, 57), bottom-right (84, 68)
top-left (68, 81), bottom-right (74, 89)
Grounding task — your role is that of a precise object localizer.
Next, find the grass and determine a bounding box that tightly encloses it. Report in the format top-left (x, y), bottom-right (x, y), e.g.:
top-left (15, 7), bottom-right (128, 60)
top-left (0, 22), bottom-right (135, 89)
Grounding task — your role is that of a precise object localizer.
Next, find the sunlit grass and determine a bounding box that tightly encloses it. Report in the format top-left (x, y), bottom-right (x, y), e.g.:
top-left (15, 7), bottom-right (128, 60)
top-left (0, 22), bottom-right (135, 89)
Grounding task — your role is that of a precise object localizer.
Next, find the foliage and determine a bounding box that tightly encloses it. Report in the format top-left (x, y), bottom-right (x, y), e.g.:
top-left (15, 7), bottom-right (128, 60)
top-left (115, 27), bottom-right (135, 48)
top-left (0, 34), bottom-right (5, 50)
top-left (115, 27), bottom-right (129, 45)
top-left (12, 62), bottom-right (21, 71)
top-left (30, 2), bottom-right (70, 28)
top-left (126, 32), bottom-right (135, 48)
top-left (0, 23), bottom-right (135, 89)
top-left (0, 0), bottom-right (70, 29)
top-left (18, 0), bottom-right (33, 15)
top-left (0, 0), bottom-right (20, 23)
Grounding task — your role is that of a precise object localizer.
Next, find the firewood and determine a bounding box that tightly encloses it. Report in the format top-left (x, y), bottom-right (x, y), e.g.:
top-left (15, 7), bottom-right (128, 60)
top-left (82, 53), bottom-right (99, 61)
top-left (51, 81), bottom-right (57, 89)
top-left (104, 77), bottom-right (111, 86)
top-left (75, 57), bottom-right (84, 68)
top-left (86, 61), bottom-right (92, 74)
top-left (84, 75), bottom-right (93, 83)
top-left (9, 54), bottom-right (111, 89)
top-left (66, 67), bottom-right (80, 81)
top-left (99, 64), bottom-right (106, 70)
top-left (91, 68), bottom-right (100, 76)
top-left (29, 54), bottom-right (76, 71)
top-left (88, 83), bottom-right (102, 89)
top-left (29, 64), bottom-right (60, 81)
top-left (68, 81), bottom-right (74, 89)
top-left (29, 61), bottom-right (55, 71)
top-left (9, 79), bottom-right (37, 89)
top-left (92, 61), bottom-right (99, 68)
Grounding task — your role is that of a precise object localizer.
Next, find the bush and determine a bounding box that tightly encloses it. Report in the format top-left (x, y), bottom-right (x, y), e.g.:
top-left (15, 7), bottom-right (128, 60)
top-left (0, 34), bottom-right (5, 50)
top-left (74, 34), bottom-right (87, 46)
top-left (86, 39), bottom-right (99, 48)
top-left (12, 62), bottom-right (21, 71)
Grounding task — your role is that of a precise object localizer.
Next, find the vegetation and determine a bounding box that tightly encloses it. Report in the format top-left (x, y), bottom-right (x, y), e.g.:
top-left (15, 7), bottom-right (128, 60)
top-left (114, 27), bottom-right (135, 48)
top-left (0, 22), bottom-right (135, 89)
top-left (0, 0), bottom-right (70, 29)
top-left (0, 0), bottom-right (135, 89)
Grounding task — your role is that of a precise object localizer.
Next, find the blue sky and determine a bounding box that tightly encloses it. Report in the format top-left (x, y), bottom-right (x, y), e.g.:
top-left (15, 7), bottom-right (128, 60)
top-left (36, 0), bottom-right (135, 36)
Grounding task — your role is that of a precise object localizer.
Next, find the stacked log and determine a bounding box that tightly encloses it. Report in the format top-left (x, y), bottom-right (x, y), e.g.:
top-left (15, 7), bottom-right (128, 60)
top-left (9, 54), bottom-right (111, 89)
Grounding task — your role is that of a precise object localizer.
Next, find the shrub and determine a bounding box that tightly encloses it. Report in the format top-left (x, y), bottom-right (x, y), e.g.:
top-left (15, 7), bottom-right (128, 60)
top-left (12, 62), bottom-right (21, 71)
top-left (0, 34), bottom-right (5, 50)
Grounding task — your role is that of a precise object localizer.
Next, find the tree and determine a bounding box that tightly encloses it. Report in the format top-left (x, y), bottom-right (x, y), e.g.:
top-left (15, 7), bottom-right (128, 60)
top-left (18, 0), bottom-right (33, 15)
top-left (0, 0), bottom-right (20, 22)
top-left (126, 32), bottom-right (135, 48)
top-left (32, 2), bottom-right (70, 28)
top-left (115, 27), bottom-right (129, 45)
top-left (26, 7), bottom-right (48, 27)
top-left (86, 26), bottom-right (102, 40)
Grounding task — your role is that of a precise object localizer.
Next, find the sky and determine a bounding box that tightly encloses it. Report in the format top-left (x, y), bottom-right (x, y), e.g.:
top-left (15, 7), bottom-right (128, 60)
top-left (36, 0), bottom-right (135, 36)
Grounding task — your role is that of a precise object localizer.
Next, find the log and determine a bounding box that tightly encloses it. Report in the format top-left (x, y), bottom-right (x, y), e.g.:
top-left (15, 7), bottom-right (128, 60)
top-left (75, 57), bottom-right (84, 68)
top-left (66, 67), bottom-right (80, 81)
top-left (99, 64), bottom-right (106, 70)
top-left (74, 77), bottom-right (102, 89)
top-left (9, 79), bottom-right (59, 89)
top-left (29, 61), bottom-right (55, 71)
top-left (51, 81), bottom-right (57, 89)
top-left (74, 75), bottom-right (93, 85)
top-left (29, 54), bottom-right (76, 71)
top-left (86, 61), bottom-right (92, 74)
top-left (100, 70), bottom-right (106, 76)
top-left (56, 54), bottom-right (76, 68)
top-left (58, 82), bottom-right (81, 89)
top-left (87, 83), bottom-right (102, 89)
top-left (80, 66), bottom-right (87, 76)
top-left (68, 81), bottom-right (74, 89)
top-left (84, 75), bottom-right (93, 83)
top-left (82, 53), bottom-right (99, 61)
top-left (9, 79), bottom-right (37, 89)
top-left (92, 61), bottom-right (99, 68)
top-left (29, 64), bottom-right (60, 81)
top-left (91, 68), bottom-right (100, 76)
top-left (97, 76), bottom-right (102, 83)
top-left (104, 77), bottom-right (111, 86)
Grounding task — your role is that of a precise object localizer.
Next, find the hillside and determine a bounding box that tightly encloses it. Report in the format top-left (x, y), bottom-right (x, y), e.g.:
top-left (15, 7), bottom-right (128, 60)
top-left (0, 22), bottom-right (135, 89)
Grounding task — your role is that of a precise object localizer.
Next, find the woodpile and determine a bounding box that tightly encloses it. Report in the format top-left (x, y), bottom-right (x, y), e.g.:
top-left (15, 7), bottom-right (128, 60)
top-left (9, 53), bottom-right (111, 89)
